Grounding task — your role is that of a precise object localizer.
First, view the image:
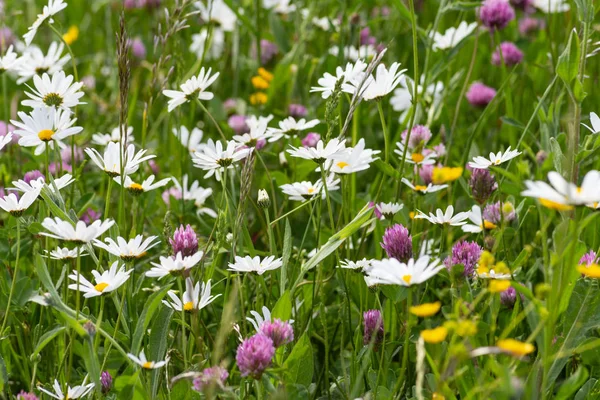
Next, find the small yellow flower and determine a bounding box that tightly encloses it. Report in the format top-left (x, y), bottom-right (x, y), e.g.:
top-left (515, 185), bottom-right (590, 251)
top-left (420, 327), bottom-right (448, 343)
top-left (578, 263), bottom-right (600, 278)
top-left (432, 393), bottom-right (446, 400)
top-left (409, 211), bottom-right (416, 219)
top-left (63, 26), bottom-right (79, 45)
top-left (409, 301), bottom-right (441, 317)
top-left (455, 320), bottom-right (478, 337)
top-left (497, 338), bottom-right (535, 356)
top-left (258, 67), bottom-right (274, 82)
top-left (539, 198), bottom-right (573, 211)
top-left (479, 250), bottom-right (495, 269)
top-left (250, 92), bottom-right (268, 105)
top-left (251, 75), bottom-right (270, 90)
top-left (489, 279), bottom-right (511, 293)
top-left (483, 220), bottom-right (497, 230)
top-left (432, 167), bottom-right (463, 184)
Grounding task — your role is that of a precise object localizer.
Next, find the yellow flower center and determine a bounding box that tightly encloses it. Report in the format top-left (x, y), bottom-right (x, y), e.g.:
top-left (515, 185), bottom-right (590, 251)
top-left (128, 182), bottom-right (144, 195)
top-left (539, 198), bottom-right (573, 211)
top-left (578, 263), bottom-right (600, 278)
top-left (142, 361), bottom-right (153, 369)
top-left (414, 185), bottom-right (427, 192)
top-left (183, 301), bottom-right (194, 311)
top-left (483, 220), bottom-right (497, 230)
top-left (336, 161), bottom-right (349, 169)
top-left (307, 188), bottom-right (315, 194)
top-left (411, 153), bottom-right (425, 163)
top-left (38, 129), bottom-right (55, 141)
top-left (402, 274), bottom-right (412, 284)
top-left (420, 326), bottom-right (448, 343)
top-left (409, 301), bottom-right (441, 317)
top-left (94, 282), bottom-right (109, 292)
top-left (489, 279), bottom-right (511, 293)
top-left (497, 338), bottom-right (535, 356)
top-left (576, 187), bottom-right (582, 193)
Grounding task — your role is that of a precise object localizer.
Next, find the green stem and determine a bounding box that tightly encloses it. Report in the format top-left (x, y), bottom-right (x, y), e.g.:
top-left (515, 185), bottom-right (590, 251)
top-left (395, 287), bottom-right (414, 394)
top-left (1, 217), bottom-right (20, 335)
top-left (377, 101), bottom-right (390, 163)
top-left (197, 99), bottom-right (227, 141)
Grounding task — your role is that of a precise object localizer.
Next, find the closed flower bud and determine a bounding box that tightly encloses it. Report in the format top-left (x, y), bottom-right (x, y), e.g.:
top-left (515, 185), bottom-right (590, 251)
top-left (469, 168), bottom-right (497, 204)
top-left (363, 310), bottom-right (384, 347)
top-left (101, 371), bottom-right (113, 394)
top-left (258, 189), bottom-right (270, 209)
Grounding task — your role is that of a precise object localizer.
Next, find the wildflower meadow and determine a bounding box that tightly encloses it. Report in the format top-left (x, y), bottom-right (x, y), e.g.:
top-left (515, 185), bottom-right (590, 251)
top-left (0, 0), bottom-right (599, 398)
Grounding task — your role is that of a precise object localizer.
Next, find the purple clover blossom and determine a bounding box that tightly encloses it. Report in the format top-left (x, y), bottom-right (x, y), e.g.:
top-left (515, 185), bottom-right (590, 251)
top-left (288, 104), bottom-right (307, 118)
top-left (236, 334), bottom-right (275, 379)
top-left (60, 146), bottom-right (84, 163)
top-left (500, 286), bottom-right (517, 307)
top-left (401, 125), bottom-right (432, 149)
top-left (479, 0), bottom-right (515, 31)
top-left (469, 168), bottom-right (498, 203)
top-left (130, 38), bottom-right (147, 60)
top-left (419, 164), bottom-right (434, 185)
top-left (170, 224), bottom-right (199, 257)
top-left (259, 319), bottom-right (294, 347)
top-left (149, 159), bottom-right (160, 175)
top-left (433, 143), bottom-right (446, 157)
top-left (223, 98), bottom-right (237, 114)
top-left (193, 366), bottom-right (229, 392)
top-left (302, 132), bottom-right (321, 148)
top-left (228, 115), bottom-right (249, 134)
top-left (579, 250), bottom-right (597, 267)
top-left (16, 392), bottom-right (38, 400)
top-left (483, 201), bottom-right (516, 224)
top-left (368, 201), bottom-right (383, 219)
top-left (509, 0), bottom-right (533, 11)
top-left (381, 224), bottom-right (413, 263)
top-left (363, 310), bottom-right (384, 347)
top-left (0, 27), bottom-right (14, 51)
top-left (519, 17), bottom-right (544, 36)
top-left (162, 187), bottom-right (182, 206)
top-left (80, 208), bottom-right (102, 224)
top-left (260, 39), bottom-right (278, 65)
top-left (23, 170), bottom-right (44, 184)
top-left (491, 42), bottom-right (524, 66)
top-left (360, 27), bottom-right (377, 46)
top-left (444, 240), bottom-right (482, 276)
top-left (101, 371), bottom-right (113, 394)
top-left (48, 162), bottom-right (72, 175)
top-left (466, 82), bottom-right (497, 107)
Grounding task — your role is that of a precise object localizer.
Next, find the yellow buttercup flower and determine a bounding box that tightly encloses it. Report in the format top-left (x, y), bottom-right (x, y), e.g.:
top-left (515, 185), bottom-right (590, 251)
top-left (63, 26), bottom-right (79, 45)
top-left (497, 338), bottom-right (535, 356)
top-left (409, 211), bottom-right (415, 219)
top-left (432, 167), bottom-right (463, 184)
top-left (251, 76), bottom-right (270, 90)
top-left (258, 67), bottom-right (274, 82)
top-left (479, 250), bottom-right (495, 269)
top-left (489, 279), bottom-right (511, 293)
top-left (250, 92), bottom-right (267, 105)
top-left (409, 301), bottom-right (441, 317)
top-left (420, 327), bottom-right (448, 343)
top-left (578, 263), bottom-right (600, 278)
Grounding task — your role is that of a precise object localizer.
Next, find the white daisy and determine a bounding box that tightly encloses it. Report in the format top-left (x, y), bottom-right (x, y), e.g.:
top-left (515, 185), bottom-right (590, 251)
top-left (323, 138), bottom-right (380, 174)
top-left (391, 76), bottom-right (444, 118)
top-left (228, 255), bottom-right (283, 275)
top-left (162, 278), bottom-right (221, 311)
top-left (246, 306), bottom-right (294, 331)
top-left (533, 0), bottom-right (569, 13)
top-left (339, 258), bottom-right (373, 272)
top-left (522, 170), bottom-right (600, 210)
top-left (128, 350), bottom-right (168, 369)
top-left (431, 21), bottom-right (478, 51)
top-left (375, 202), bottom-right (403, 220)
top-left (582, 112), bottom-right (600, 134)
top-left (0, 132), bottom-right (13, 151)
top-left (232, 115), bottom-right (272, 147)
top-left (0, 190), bottom-right (41, 216)
top-left (146, 251), bottom-right (204, 279)
top-left (91, 126), bottom-right (134, 146)
top-left (461, 205), bottom-right (498, 233)
top-left (44, 246), bottom-right (88, 260)
top-left (11, 173), bottom-right (74, 194)
top-left (365, 256), bottom-right (443, 287)
top-left (288, 138), bottom-right (348, 164)
top-left (93, 235), bottom-right (160, 261)
top-left (114, 175), bottom-right (171, 195)
top-left (194, 0), bottom-right (237, 32)
top-left (192, 139), bottom-right (252, 181)
top-left (468, 146), bottom-right (522, 169)
top-left (23, 0), bottom-right (68, 46)
top-left (37, 378), bottom-right (94, 400)
top-left (173, 126), bottom-right (205, 154)
top-left (170, 175), bottom-right (216, 216)
top-left (354, 61), bottom-right (406, 101)
top-left (280, 175), bottom-right (340, 202)
top-left (22, 71), bottom-right (84, 110)
top-left (16, 42), bottom-right (70, 83)
top-left (394, 142), bottom-right (438, 165)
top-left (310, 59), bottom-right (368, 99)
top-left (401, 178), bottom-right (448, 194)
top-left (11, 107), bottom-right (82, 155)
top-left (163, 67), bottom-right (220, 112)
top-left (41, 217), bottom-right (115, 243)
top-left (68, 261), bottom-right (131, 298)
top-left (268, 117), bottom-right (320, 142)
top-left (328, 45), bottom-right (378, 61)
top-left (85, 141), bottom-right (155, 177)
top-left (190, 28), bottom-right (225, 60)
top-left (264, 0), bottom-right (296, 13)
top-left (0, 45), bottom-right (21, 73)
top-left (414, 205), bottom-right (470, 226)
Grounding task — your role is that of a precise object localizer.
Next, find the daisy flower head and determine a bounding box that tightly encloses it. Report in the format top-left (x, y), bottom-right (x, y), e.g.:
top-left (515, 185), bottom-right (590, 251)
top-left (68, 261), bottom-right (132, 298)
top-left (288, 138), bottom-right (348, 164)
top-left (310, 59), bottom-right (368, 99)
top-left (192, 139), bottom-right (252, 181)
top-left (375, 202), bottom-right (403, 220)
top-left (468, 146), bottom-right (521, 169)
top-left (16, 42), bottom-right (70, 83)
top-left (114, 175), bottom-right (171, 195)
top-left (0, 45), bottom-right (21, 73)
top-left (93, 235), bottom-right (160, 261)
top-left (533, 0), bottom-right (569, 12)
top-left (0, 190), bottom-right (41, 216)
top-left (355, 61), bottom-right (407, 101)
top-left (22, 71), bottom-right (84, 110)
top-left (522, 170), bottom-right (600, 210)
top-left (415, 205), bottom-right (470, 226)
top-left (394, 142), bottom-right (437, 165)
top-left (365, 255), bottom-right (443, 287)
top-left (23, 0), bottom-right (68, 46)
top-left (128, 350), bottom-right (168, 369)
top-left (431, 21), bottom-right (478, 51)
top-left (44, 246), bottom-right (87, 260)
top-left (11, 107), bottom-right (83, 155)
top-left (0, 131), bottom-right (12, 152)
top-left (37, 378), bottom-right (94, 400)
top-left (11, 173), bottom-right (74, 194)
top-left (391, 76), bottom-right (444, 118)
top-left (232, 115), bottom-right (272, 147)
top-left (461, 205), bottom-right (497, 233)
top-left (582, 112), bottom-right (600, 134)
top-left (92, 126), bottom-right (134, 146)
top-left (162, 278), bottom-right (221, 311)
top-left (280, 175), bottom-right (340, 202)
top-left (173, 125), bottom-right (205, 153)
top-left (228, 255), bottom-right (283, 275)
top-left (190, 28), bottom-right (225, 60)
top-left (85, 141), bottom-right (155, 177)
top-left (339, 258), bottom-right (373, 273)
top-left (323, 138), bottom-right (380, 174)
top-left (41, 217), bottom-right (115, 243)
top-left (163, 67), bottom-right (220, 112)
top-left (268, 117), bottom-right (319, 142)
top-left (194, 0), bottom-right (237, 32)
top-left (402, 178), bottom-right (448, 194)
top-left (146, 251), bottom-right (204, 279)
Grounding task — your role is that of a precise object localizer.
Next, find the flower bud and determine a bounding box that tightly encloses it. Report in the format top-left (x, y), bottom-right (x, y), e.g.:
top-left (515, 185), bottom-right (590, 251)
top-left (258, 189), bottom-right (270, 209)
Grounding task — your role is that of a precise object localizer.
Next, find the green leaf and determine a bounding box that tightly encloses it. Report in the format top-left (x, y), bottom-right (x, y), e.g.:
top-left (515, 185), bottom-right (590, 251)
top-left (272, 290), bottom-right (292, 321)
top-left (555, 366), bottom-right (588, 400)
top-left (283, 333), bottom-right (314, 387)
top-left (131, 284), bottom-right (172, 355)
top-left (550, 138), bottom-right (564, 174)
top-left (149, 307), bottom-right (173, 398)
top-left (32, 326), bottom-right (67, 358)
top-left (269, 11), bottom-right (290, 53)
top-left (373, 159), bottom-right (400, 180)
top-left (280, 219), bottom-right (292, 296)
top-left (556, 29), bottom-right (580, 85)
